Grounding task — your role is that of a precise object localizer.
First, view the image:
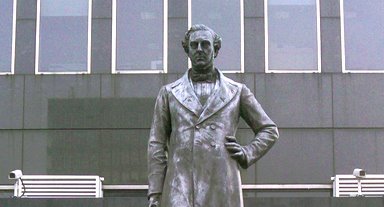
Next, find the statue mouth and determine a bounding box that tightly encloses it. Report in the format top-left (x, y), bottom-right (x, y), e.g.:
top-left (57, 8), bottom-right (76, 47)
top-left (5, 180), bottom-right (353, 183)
top-left (195, 55), bottom-right (206, 60)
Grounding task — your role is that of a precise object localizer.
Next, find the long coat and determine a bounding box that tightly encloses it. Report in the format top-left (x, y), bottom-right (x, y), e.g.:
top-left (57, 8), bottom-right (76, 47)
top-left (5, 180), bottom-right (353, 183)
top-left (148, 69), bottom-right (279, 207)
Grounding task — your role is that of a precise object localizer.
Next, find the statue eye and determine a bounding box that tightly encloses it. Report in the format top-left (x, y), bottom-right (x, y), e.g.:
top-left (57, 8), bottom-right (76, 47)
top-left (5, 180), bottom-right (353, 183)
top-left (190, 42), bottom-right (198, 49)
top-left (201, 41), bottom-right (210, 48)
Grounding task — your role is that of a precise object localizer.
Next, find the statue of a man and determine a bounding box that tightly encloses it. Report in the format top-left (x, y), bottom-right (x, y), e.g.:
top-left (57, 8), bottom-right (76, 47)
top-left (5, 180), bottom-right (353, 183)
top-left (148, 24), bottom-right (279, 207)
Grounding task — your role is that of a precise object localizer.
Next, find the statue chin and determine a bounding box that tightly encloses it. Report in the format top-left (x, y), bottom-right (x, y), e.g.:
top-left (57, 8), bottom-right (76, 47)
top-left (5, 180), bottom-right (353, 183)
top-left (191, 64), bottom-right (214, 74)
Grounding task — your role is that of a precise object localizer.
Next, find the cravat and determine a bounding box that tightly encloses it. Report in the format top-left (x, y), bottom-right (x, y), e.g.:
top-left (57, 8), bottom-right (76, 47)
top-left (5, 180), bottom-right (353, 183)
top-left (190, 69), bottom-right (217, 82)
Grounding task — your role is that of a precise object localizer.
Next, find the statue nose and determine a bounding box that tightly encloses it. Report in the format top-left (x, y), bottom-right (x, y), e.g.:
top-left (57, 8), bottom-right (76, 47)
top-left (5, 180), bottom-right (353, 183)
top-left (197, 43), bottom-right (203, 51)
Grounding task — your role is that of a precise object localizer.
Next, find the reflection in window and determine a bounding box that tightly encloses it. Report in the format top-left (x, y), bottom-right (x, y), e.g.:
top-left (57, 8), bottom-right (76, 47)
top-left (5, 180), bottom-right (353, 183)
top-left (113, 0), bottom-right (165, 73)
top-left (191, 0), bottom-right (243, 72)
top-left (36, 0), bottom-right (91, 74)
top-left (0, 0), bottom-right (15, 74)
top-left (266, 0), bottom-right (320, 72)
top-left (342, 0), bottom-right (384, 72)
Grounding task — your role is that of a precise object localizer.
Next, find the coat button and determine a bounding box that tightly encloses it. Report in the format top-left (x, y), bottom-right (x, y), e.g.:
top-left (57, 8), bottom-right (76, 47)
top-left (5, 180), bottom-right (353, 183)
top-left (210, 124), bottom-right (216, 130)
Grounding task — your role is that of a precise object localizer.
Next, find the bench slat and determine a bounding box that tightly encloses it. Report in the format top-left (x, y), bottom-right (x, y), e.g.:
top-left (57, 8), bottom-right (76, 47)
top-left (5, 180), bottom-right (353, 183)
top-left (24, 189), bottom-right (97, 192)
top-left (22, 181), bottom-right (97, 184)
top-left (24, 193), bottom-right (96, 196)
top-left (13, 175), bottom-right (103, 198)
top-left (24, 185), bottom-right (97, 188)
top-left (21, 175), bottom-right (100, 179)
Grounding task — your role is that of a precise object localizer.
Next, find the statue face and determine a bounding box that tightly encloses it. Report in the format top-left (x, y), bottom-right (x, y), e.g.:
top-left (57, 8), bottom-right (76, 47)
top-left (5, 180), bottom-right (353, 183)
top-left (188, 30), bottom-right (215, 72)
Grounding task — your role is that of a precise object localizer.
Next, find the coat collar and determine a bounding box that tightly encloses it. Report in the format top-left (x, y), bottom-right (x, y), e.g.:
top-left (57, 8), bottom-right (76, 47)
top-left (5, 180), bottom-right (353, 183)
top-left (170, 69), bottom-right (239, 123)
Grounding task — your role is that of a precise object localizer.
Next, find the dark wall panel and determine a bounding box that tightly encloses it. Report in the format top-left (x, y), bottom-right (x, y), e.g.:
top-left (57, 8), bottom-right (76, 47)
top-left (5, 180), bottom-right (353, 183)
top-left (22, 129), bottom-right (149, 185)
top-left (99, 130), bottom-right (148, 184)
top-left (255, 74), bottom-right (333, 128)
top-left (224, 73), bottom-right (255, 94)
top-left (256, 129), bottom-right (334, 184)
top-left (23, 76), bottom-right (101, 129)
top-left (47, 98), bottom-right (155, 129)
top-left (236, 129), bottom-right (258, 184)
top-left (225, 73), bottom-right (257, 128)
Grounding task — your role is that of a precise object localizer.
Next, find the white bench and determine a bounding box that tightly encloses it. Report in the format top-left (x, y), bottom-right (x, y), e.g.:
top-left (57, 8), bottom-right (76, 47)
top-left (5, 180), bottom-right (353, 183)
top-left (13, 175), bottom-right (104, 198)
top-left (332, 174), bottom-right (384, 197)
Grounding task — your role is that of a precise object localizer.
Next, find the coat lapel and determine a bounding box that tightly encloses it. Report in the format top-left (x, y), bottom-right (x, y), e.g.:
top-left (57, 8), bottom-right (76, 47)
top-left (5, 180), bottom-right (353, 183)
top-left (197, 71), bottom-right (239, 124)
top-left (171, 72), bottom-right (203, 117)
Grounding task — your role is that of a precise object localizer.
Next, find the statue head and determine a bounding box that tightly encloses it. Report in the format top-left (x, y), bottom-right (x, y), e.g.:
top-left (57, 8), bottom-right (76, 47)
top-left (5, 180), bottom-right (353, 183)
top-left (182, 24), bottom-right (222, 72)
top-left (182, 24), bottom-right (222, 58)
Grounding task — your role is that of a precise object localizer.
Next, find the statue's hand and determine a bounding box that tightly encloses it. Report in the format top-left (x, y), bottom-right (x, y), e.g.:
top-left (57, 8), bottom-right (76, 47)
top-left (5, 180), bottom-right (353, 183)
top-left (225, 136), bottom-right (246, 165)
top-left (148, 194), bottom-right (161, 207)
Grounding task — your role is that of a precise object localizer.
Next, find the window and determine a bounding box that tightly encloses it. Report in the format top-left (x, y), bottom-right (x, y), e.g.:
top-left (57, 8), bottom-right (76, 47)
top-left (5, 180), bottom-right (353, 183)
top-left (341, 0), bottom-right (384, 73)
top-left (189, 0), bottom-right (244, 73)
top-left (265, 0), bottom-right (321, 73)
top-left (36, 0), bottom-right (91, 74)
top-left (0, 0), bottom-right (16, 74)
top-left (112, 0), bottom-right (167, 73)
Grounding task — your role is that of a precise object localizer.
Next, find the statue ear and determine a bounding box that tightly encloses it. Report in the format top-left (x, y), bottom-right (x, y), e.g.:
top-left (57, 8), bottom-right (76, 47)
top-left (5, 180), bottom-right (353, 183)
top-left (214, 48), bottom-right (219, 58)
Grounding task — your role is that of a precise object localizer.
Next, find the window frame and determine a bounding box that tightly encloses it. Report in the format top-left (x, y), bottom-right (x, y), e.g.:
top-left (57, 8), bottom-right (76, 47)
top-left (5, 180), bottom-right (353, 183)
top-left (265, 0), bottom-right (321, 73)
top-left (187, 0), bottom-right (244, 74)
top-left (0, 0), bottom-right (17, 75)
top-left (35, 0), bottom-right (92, 75)
top-left (111, 0), bottom-right (168, 74)
top-left (340, 0), bottom-right (384, 73)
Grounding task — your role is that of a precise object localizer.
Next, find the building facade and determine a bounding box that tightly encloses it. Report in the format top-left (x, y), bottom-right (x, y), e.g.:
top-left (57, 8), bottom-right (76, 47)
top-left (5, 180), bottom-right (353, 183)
top-left (1, 0), bottom-right (384, 198)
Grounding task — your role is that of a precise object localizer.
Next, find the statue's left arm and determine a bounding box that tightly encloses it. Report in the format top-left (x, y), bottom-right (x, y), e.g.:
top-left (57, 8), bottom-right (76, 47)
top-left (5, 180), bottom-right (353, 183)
top-left (236, 84), bottom-right (279, 169)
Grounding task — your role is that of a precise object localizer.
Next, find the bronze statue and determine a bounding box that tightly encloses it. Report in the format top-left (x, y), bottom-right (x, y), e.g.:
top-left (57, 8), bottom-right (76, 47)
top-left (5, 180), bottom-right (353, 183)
top-left (148, 24), bottom-right (279, 207)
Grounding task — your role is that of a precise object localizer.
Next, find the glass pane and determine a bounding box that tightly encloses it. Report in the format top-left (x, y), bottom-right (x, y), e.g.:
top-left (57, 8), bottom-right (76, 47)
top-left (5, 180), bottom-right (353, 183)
top-left (192, 0), bottom-right (241, 71)
top-left (0, 0), bottom-right (14, 73)
top-left (268, 0), bottom-right (318, 71)
top-left (344, 0), bottom-right (384, 70)
top-left (38, 0), bottom-right (89, 73)
top-left (116, 0), bottom-right (164, 71)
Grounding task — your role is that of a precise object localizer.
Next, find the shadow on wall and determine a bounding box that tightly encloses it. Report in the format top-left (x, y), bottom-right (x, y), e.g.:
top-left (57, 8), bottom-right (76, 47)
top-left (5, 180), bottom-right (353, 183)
top-left (45, 98), bottom-right (155, 183)
top-left (48, 98), bottom-right (156, 129)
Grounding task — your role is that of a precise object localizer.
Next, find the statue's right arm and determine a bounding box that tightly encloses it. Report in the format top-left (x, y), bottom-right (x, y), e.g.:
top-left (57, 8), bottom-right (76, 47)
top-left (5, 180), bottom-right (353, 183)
top-left (147, 86), bottom-right (171, 203)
